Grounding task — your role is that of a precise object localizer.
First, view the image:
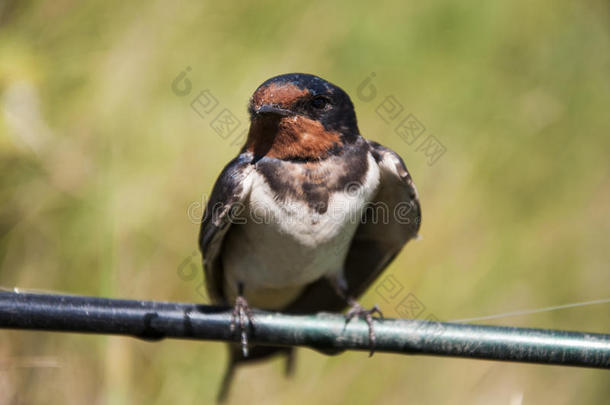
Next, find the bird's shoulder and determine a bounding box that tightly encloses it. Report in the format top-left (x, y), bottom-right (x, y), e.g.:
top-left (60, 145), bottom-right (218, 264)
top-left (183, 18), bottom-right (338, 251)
top-left (199, 152), bottom-right (254, 254)
top-left (367, 140), bottom-right (417, 187)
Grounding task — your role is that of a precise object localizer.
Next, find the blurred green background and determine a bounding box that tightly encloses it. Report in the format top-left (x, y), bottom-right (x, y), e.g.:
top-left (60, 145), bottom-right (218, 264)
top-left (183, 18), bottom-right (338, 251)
top-left (1, 0), bottom-right (609, 404)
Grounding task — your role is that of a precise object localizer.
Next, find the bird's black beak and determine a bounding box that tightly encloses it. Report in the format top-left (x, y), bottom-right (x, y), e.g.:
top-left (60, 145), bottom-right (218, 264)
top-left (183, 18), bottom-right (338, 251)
top-left (253, 104), bottom-right (293, 117)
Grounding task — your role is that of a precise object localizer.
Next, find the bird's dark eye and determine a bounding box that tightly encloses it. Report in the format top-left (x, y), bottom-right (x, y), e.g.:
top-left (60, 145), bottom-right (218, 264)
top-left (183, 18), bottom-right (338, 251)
top-left (311, 96), bottom-right (329, 109)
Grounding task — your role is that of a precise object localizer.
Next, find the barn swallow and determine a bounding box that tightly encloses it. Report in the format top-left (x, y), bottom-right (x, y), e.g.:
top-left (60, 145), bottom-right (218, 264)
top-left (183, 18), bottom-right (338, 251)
top-left (199, 73), bottom-right (421, 401)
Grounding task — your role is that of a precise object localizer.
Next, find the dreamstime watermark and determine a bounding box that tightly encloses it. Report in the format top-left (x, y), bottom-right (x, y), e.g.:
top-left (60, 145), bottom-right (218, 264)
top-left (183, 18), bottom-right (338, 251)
top-left (171, 66), bottom-right (247, 146)
top-left (355, 72), bottom-right (447, 166)
top-left (375, 274), bottom-right (445, 336)
top-left (186, 183), bottom-right (420, 227)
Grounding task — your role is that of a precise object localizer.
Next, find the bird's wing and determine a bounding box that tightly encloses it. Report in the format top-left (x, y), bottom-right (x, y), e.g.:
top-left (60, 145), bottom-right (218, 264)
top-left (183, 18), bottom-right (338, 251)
top-left (286, 140), bottom-right (421, 313)
top-left (343, 140), bottom-right (421, 296)
top-left (199, 154), bottom-right (254, 304)
top-left (200, 154), bottom-right (293, 389)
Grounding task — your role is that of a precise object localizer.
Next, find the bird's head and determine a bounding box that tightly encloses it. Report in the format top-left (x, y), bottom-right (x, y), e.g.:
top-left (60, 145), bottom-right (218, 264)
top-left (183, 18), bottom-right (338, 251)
top-left (245, 73), bottom-right (359, 161)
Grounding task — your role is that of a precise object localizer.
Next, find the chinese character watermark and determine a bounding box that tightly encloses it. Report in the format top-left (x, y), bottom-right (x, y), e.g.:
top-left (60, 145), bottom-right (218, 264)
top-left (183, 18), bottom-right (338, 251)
top-left (171, 67), bottom-right (247, 147)
top-left (176, 249), bottom-right (207, 299)
top-left (375, 274), bottom-right (445, 336)
top-left (356, 72), bottom-right (447, 166)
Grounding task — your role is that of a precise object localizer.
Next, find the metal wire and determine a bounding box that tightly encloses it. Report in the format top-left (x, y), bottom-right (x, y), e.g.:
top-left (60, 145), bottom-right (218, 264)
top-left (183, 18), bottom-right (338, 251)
top-left (1, 291), bottom-right (609, 369)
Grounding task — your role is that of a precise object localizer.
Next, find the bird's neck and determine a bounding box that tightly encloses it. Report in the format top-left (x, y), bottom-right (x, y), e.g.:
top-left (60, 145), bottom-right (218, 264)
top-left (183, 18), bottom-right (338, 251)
top-left (245, 116), bottom-right (343, 161)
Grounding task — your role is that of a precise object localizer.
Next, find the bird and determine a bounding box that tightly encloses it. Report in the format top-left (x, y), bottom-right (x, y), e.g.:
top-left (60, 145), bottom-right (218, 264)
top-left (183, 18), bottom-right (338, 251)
top-left (198, 73), bottom-right (421, 401)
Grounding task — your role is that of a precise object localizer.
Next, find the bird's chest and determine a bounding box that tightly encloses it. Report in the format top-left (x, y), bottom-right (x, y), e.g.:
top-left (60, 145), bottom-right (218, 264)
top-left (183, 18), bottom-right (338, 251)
top-left (221, 154), bottom-right (380, 306)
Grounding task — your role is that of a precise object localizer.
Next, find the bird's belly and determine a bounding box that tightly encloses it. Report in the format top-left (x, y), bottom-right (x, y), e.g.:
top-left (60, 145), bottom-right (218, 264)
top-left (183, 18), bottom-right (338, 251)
top-left (221, 198), bottom-right (365, 309)
top-left (221, 212), bottom-right (360, 309)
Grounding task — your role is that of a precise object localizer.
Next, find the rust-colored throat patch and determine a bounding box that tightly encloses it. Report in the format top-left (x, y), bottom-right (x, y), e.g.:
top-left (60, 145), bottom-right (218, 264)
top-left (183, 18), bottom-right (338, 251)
top-left (246, 115), bottom-right (342, 160)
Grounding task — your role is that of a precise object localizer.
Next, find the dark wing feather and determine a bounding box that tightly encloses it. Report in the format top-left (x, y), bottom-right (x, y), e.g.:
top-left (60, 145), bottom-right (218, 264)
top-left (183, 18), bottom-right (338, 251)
top-left (286, 140), bottom-right (421, 314)
top-left (343, 140), bottom-right (421, 295)
top-left (199, 153), bottom-right (254, 304)
top-left (200, 154), bottom-right (293, 382)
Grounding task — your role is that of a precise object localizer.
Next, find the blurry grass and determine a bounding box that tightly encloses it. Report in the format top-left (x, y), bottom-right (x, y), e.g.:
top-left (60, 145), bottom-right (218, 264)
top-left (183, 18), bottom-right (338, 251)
top-left (1, 0), bottom-right (609, 404)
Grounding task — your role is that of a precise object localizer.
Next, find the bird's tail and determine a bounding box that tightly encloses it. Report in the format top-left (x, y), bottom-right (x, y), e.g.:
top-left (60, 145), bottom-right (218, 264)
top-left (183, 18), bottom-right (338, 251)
top-left (216, 345), bottom-right (295, 403)
top-left (216, 358), bottom-right (236, 403)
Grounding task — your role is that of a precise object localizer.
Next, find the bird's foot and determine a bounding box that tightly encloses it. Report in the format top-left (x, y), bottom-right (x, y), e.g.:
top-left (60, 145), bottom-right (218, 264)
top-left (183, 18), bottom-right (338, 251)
top-left (230, 295), bottom-right (254, 357)
top-left (345, 299), bottom-right (384, 357)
